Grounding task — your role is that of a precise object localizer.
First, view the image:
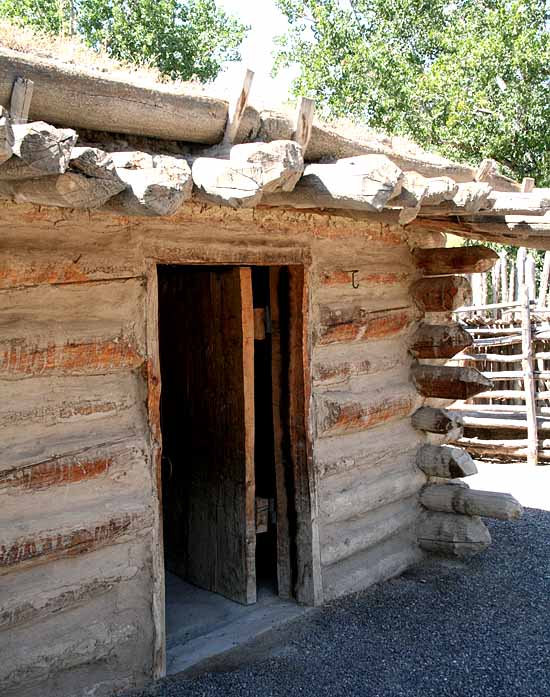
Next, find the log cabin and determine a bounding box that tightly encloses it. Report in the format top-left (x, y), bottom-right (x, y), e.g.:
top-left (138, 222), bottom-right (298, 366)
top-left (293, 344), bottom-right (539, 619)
top-left (1, 49), bottom-right (547, 697)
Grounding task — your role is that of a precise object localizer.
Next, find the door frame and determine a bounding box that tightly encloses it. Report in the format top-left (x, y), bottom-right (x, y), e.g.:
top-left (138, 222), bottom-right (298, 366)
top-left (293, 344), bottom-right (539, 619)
top-left (145, 253), bottom-right (322, 678)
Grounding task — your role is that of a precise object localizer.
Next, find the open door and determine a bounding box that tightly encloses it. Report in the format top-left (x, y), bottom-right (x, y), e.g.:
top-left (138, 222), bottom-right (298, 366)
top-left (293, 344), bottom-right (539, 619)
top-left (159, 266), bottom-right (256, 605)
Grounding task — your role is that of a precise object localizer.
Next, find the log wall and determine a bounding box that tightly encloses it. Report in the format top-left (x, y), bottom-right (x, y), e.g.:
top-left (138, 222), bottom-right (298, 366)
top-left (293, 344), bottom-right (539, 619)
top-left (0, 201), bottom-right (440, 695)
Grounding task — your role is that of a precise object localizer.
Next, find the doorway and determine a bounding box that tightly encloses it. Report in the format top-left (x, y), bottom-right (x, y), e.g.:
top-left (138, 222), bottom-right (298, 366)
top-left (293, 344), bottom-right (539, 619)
top-left (156, 264), bottom-right (310, 672)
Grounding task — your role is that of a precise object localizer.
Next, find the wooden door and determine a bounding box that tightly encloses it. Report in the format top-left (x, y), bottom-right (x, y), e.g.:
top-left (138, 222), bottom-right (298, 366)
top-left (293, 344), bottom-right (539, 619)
top-left (159, 266), bottom-right (256, 605)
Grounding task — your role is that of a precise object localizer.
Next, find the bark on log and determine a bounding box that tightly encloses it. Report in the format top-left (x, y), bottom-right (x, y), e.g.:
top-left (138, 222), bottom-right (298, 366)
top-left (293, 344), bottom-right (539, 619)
top-left (412, 246), bottom-right (498, 276)
top-left (0, 121), bottom-right (77, 179)
top-left (106, 155), bottom-right (192, 216)
top-left (417, 511), bottom-right (491, 557)
top-left (0, 171), bottom-right (126, 209)
top-left (411, 276), bottom-right (472, 312)
top-left (416, 444), bottom-right (478, 478)
top-left (411, 364), bottom-right (493, 400)
top-left (411, 406), bottom-right (464, 437)
top-left (409, 322), bottom-right (473, 359)
top-left (0, 106), bottom-right (13, 164)
top-left (420, 483), bottom-right (523, 520)
top-left (262, 155), bottom-right (403, 211)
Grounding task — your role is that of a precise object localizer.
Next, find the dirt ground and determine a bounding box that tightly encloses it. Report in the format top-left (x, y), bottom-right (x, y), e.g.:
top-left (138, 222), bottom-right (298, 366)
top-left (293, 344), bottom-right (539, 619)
top-left (125, 460), bottom-right (550, 697)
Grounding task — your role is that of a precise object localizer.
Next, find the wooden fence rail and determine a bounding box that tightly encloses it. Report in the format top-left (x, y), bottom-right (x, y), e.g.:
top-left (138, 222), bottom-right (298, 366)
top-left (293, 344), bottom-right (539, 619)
top-left (451, 247), bottom-right (550, 465)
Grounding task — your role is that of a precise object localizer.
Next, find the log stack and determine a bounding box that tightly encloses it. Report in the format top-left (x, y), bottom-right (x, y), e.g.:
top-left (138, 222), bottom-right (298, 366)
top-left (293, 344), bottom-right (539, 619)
top-left (409, 245), bottom-right (522, 557)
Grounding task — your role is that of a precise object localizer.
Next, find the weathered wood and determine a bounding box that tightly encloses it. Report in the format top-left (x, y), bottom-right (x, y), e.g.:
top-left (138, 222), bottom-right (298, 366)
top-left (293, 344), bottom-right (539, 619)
top-left (475, 158), bottom-right (497, 183)
top-left (409, 322), bottom-right (473, 359)
top-left (0, 121), bottom-right (77, 179)
top-left (412, 246), bottom-right (498, 275)
top-left (455, 436), bottom-right (550, 460)
top-left (320, 496), bottom-right (418, 566)
top-left (69, 146), bottom-right (125, 183)
top-left (388, 171), bottom-right (458, 222)
top-left (411, 363), bottom-right (492, 399)
top-left (223, 68), bottom-right (254, 145)
top-left (459, 412), bottom-right (550, 432)
top-left (9, 76), bottom-right (34, 124)
top-left (317, 306), bottom-right (414, 345)
top-left (420, 483), bottom-right (523, 520)
top-left (230, 140), bottom-right (304, 192)
top-left (537, 251), bottom-right (550, 306)
top-left (106, 155), bottom-right (192, 216)
top-left (448, 351), bottom-right (523, 363)
top-left (411, 407), bottom-right (464, 437)
top-left (318, 393), bottom-right (416, 437)
top-left (483, 190), bottom-right (550, 216)
top-left (416, 444), bottom-right (478, 478)
top-left (263, 155), bottom-right (403, 212)
top-left (521, 177), bottom-right (535, 193)
top-left (411, 276), bottom-right (472, 312)
top-left (0, 171), bottom-right (126, 209)
top-left (0, 509), bottom-right (150, 572)
top-left (0, 106), bottom-right (14, 163)
top-left (293, 96), bottom-right (315, 151)
top-left (521, 282), bottom-right (538, 465)
top-left (417, 512), bottom-right (491, 557)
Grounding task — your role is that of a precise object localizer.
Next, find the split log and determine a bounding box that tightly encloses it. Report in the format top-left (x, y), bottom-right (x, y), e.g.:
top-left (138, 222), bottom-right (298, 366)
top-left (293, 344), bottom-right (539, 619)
top-left (420, 483), bottom-right (523, 521)
top-left (0, 106), bottom-right (13, 164)
top-left (409, 322), bottom-right (473, 359)
top-left (106, 155), bottom-right (192, 216)
top-left (483, 190), bottom-right (550, 216)
top-left (0, 171), bottom-right (126, 209)
top-left (387, 171), bottom-right (458, 223)
top-left (0, 121), bottom-right (77, 179)
top-left (411, 406), bottom-right (464, 438)
top-left (417, 511), bottom-right (491, 557)
top-left (230, 140), bottom-right (304, 192)
top-left (69, 146), bottom-right (126, 186)
top-left (411, 364), bottom-right (493, 400)
top-left (417, 182), bottom-right (493, 217)
top-left (412, 246), bottom-right (498, 275)
top-left (223, 68), bottom-right (254, 145)
top-left (411, 276), bottom-right (472, 312)
top-left (262, 154), bottom-right (403, 212)
top-left (416, 444), bottom-right (478, 478)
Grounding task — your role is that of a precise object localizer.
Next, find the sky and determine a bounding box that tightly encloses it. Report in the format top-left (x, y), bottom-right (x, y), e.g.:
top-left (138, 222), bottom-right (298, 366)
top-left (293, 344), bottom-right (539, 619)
top-left (213, 0), bottom-right (298, 106)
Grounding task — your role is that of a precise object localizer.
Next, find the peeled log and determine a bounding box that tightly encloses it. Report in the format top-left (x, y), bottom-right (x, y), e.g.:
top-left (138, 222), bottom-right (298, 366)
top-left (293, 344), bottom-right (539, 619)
top-left (0, 121), bottom-right (77, 179)
top-left (0, 171), bottom-right (126, 209)
top-left (262, 154), bottom-right (403, 212)
top-left (416, 444), bottom-right (478, 478)
top-left (411, 364), bottom-right (493, 399)
top-left (192, 157), bottom-right (266, 207)
top-left (413, 246), bottom-right (498, 276)
top-left (0, 106), bottom-right (13, 164)
top-left (69, 146), bottom-right (126, 187)
top-left (387, 171), bottom-right (458, 223)
top-left (417, 511), bottom-right (491, 556)
top-left (411, 276), bottom-right (472, 312)
top-left (420, 483), bottom-right (523, 521)
top-left (411, 407), bottom-right (463, 439)
top-left (106, 155), bottom-right (192, 216)
top-left (230, 140), bottom-right (304, 193)
top-left (409, 322), bottom-right (473, 359)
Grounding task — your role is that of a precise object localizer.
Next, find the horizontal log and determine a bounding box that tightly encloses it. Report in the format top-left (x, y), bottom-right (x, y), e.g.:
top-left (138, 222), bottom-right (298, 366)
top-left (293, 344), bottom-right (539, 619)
top-left (106, 155), bottom-right (192, 216)
top-left (0, 121), bottom-right (77, 179)
top-left (263, 155), bottom-right (403, 211)
top-left (417, 511), bottom-right (491, 556)
top-left (455, 437), bottom-right (550, 460)
top-left (409, 322), bottom-right (473, 359)
top-left (0, 106), bottom-right (13, 163)
top-left (320, 496), bottom-right (418, 566)
top-left (420, 483), bottom-right (523, 520)
top-left (0, 170), bottom-right (126, 209)
top-left (413, 246), bottom-right (498, 275)
top-left (0, 510), bottom-right (150, 572)
top-left (230, 140), bottom-right (304, 192)
top-left (411, 276), bottom-right (472, 312)
top-left (416, 444), bottom-right (478, 478)
top-left (411, 406), bottom-right (463, 436)
top-left (448, 351), bottom-right (523, 363)
top-left (483, 190), bottom-right (550, 216)
top-left (317, 306), bottom-right (415, 345)
top-left (482, 370), bottom-right (550, 380)
top-left (411, 364), bottom-right (493, 399)
top-left (317, 394), bottom-right (415, 437)
top-left (460, 413), bottom-right (550, 432)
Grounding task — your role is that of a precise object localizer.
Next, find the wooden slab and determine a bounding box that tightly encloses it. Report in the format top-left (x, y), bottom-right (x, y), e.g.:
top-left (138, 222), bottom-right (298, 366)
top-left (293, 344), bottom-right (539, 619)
top-left (413, 246), bottom-right (498, 275)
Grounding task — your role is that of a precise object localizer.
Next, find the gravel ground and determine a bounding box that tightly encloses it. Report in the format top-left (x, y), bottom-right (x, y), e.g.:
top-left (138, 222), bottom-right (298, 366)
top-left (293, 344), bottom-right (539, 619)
top-left (126, 507), bottom-right (550, 697)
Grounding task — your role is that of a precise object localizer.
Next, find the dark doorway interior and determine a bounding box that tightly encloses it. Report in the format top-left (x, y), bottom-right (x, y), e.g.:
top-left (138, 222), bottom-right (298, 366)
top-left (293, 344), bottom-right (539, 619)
top-left (157, 265), bottom-right (300, 663)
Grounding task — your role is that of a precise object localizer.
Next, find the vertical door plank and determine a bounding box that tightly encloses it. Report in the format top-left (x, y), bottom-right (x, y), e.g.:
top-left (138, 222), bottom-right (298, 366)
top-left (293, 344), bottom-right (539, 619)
top-left (269, 267), bottom-right (292, 598)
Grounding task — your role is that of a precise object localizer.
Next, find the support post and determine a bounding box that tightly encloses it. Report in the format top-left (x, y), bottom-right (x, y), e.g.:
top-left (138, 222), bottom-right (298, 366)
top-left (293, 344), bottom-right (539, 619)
top-left (9, 77), bottom-right (34, 124)
top-left (521, 281), bottom-right (538, 465)
top-left (293, 97), bottom-right (315, 152)
top-left (223, 68), bottom-right (254, 145)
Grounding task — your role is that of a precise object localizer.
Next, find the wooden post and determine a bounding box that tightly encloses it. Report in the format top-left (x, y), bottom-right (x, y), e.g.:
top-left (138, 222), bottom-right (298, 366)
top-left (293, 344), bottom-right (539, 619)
top-left (9, 76), bottom-right (34, 124)
top-left (293, 97), bottom-right (315, 152)
top-left (521, 177), bottom-right (535, 193)
top-left (521, 282), bottom-right (538, 465)
top-left (223, 68), bottom-right (254, 145)
top-left (538, 251), bottom-right (550, 307)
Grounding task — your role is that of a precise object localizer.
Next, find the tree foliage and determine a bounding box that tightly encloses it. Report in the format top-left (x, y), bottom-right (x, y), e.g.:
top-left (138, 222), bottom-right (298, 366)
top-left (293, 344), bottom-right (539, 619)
top-left (0, 0), bottom-right (248, 82)
top-left (274, 0), bottom-right (550, 185)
